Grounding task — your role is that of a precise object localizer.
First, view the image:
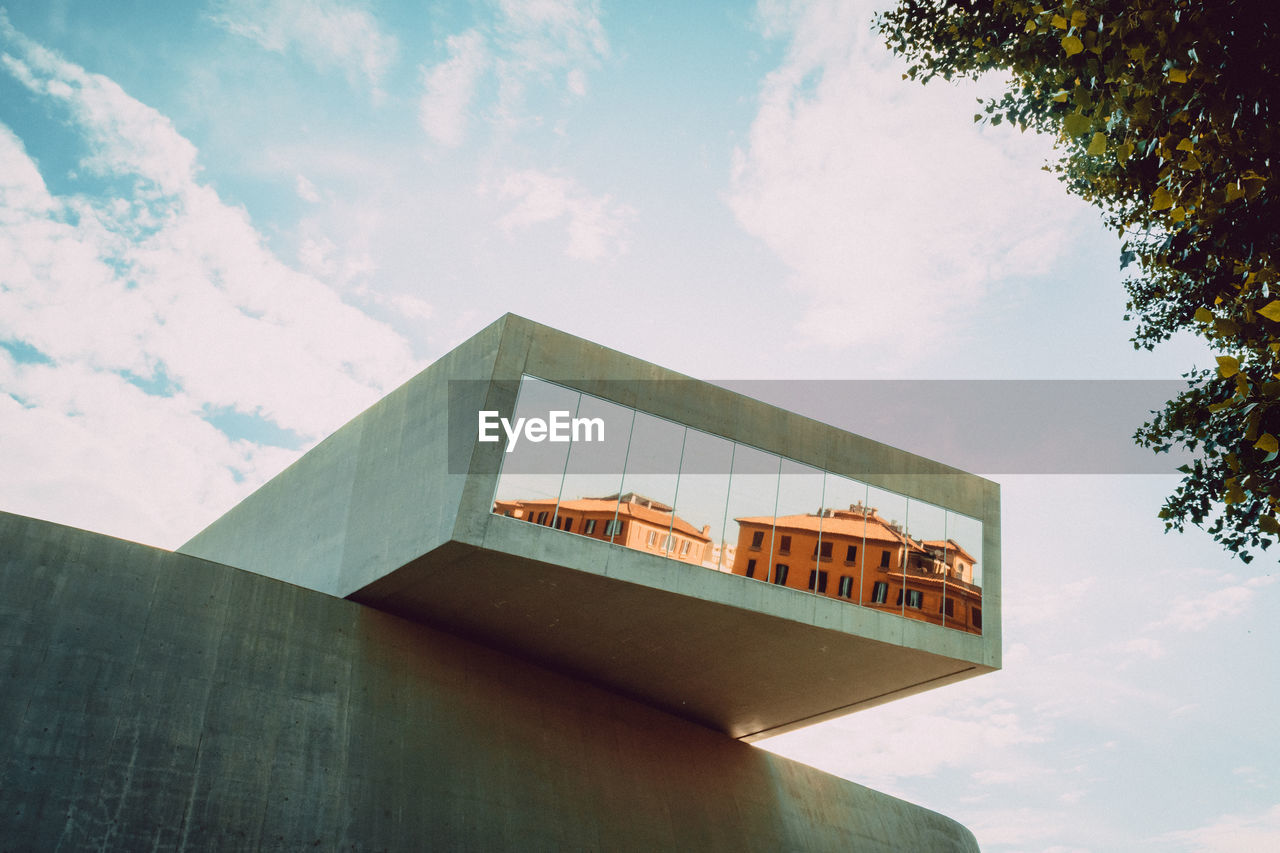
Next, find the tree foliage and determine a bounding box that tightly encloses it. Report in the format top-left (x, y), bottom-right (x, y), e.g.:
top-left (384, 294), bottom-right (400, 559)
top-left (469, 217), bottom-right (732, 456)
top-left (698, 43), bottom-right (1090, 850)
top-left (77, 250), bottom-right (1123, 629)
top-left (877, 0), bottom-right (1279, 560)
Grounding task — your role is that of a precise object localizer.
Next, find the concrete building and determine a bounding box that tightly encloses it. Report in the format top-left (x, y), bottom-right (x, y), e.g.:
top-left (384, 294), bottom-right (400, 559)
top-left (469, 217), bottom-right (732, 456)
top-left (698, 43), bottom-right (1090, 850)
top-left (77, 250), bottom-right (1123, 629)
top-left (1, 314), bottom-right (1000, 850)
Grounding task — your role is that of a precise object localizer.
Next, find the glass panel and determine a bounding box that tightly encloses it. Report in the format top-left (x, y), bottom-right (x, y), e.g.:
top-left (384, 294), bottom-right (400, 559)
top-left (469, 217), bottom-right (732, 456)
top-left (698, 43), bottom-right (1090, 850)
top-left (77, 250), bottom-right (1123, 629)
top-left (773, 458), bottom-right (826, 594)
top-left (612, 411), bottom-right (686, 557)
top-left (723, 445), bottom-right (782, 583)
top-left (555, 392), bottom-right (635, 543)
top-left (905, 497), bottom-right (949, 630)
top-left (817, 473), bottom-right (869, 605)
top-left (863, 486), bottom-right (909, 617)
top-left (945, 510), bottom-right (984, 634)
top-left (668, 428), bottom-right (735, 570)
top-left (489, 378), bottom-right (983, 630)
top-left (491, 376), bottom-right (581, 527)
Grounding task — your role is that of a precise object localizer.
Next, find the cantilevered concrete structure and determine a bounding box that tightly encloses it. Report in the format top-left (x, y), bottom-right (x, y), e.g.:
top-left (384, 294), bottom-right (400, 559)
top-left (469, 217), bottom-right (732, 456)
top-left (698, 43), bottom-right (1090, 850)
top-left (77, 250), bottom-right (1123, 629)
top-left (2, 314), bottom-right (998, 850)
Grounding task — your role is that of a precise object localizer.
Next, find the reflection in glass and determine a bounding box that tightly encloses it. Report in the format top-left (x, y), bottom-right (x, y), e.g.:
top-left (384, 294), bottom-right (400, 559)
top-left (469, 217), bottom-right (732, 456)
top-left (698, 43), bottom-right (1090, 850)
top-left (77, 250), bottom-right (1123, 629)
top-left (768, 459), bottom-right (826, 594)
top-left (490, 376), bottom-right (985, 633)
top-left (669, 428), bottom-right (736, 570)
top-left (724, 445), bottom-right (782, 583)
top-left (858, 486), bottom-right (910, 617)
top-left (609, 412), bottom-right (693, 560)
top-left (491, 377), bottom-right (581, 526)
top-left (553, 392), bottom-right (635, 545)
top-left (901, 497), bottom-right (950, 629)
top-left (814, 473), bottom-right (869, 604)
top-left (943, 511), bottom-right (984, 634)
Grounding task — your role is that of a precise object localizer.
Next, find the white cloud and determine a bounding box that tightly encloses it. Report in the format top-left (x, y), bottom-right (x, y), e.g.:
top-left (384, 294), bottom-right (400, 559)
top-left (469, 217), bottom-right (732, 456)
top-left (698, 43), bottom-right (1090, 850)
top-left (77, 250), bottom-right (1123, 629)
top-left (0, 21), bottom-right (419, 546)
top-left (380, 292), bottom-right (433, 322)
top-left (1156, 803), bottom-right (1280, 852)
top-left (1, 19), bottom-right (198, 196)
top-left (760, 686), bottom-right (1046, 796)
top-left (208, 0), bottom-right (397, 92)
top-left (295, 173), bottom-right (321, 203)
top-left (1145, 574), bottom-right (1275, 633)
top-left (495, 168), bottom-right (632, 260)
top-left (963, 807), bottom-right (1081, 850)
top-left (419, 30), bottom-right (489, 147)
top-left (492, 0), bottom-right (608, 82)
top-left (729, 0), bottom-right (1083, 359)
top-left (418, 0), bottom-right (608, 144)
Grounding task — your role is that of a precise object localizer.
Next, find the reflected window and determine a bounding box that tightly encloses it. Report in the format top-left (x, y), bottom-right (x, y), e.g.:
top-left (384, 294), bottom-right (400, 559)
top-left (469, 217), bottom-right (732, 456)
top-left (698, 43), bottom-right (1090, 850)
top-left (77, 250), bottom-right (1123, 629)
top-left (807, 570), bottom-right (828, 593)
top-left (817, 541), bottom-right (833, 562)
top-left (871, 582), bottom-right (888, 604)
top-left (838, 575), bottom-right (854, 598)
top-left (973, 608), bottom-right (983, 629)
top-left (746, 558), bottom-right (757, 578)
top-left (845, 545), bottom-right (857, 563)
top-left (779, 535), bottom-right (791, 554)
top-left (605, 519), bottom-right (623, 536)
top-left (750, 531), bottom-right (764, 549)
top-left (773, 564), bottom-right (789, 585)
top-left (584, 519), bottom-right (597, 535)
top-left (897, 589), bottom-right (923, 609)
top-left (879, 550), bottom-right (890, 568)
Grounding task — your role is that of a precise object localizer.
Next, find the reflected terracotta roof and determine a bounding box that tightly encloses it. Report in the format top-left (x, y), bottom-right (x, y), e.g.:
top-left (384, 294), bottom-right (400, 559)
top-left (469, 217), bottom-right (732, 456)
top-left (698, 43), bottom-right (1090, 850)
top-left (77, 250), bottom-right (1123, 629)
top-left (497, 496), bottom-right (710, 541)
top-left (735, 511), bottom-right (906, 545)
top-left (922, 539), bottom-right (976, 564)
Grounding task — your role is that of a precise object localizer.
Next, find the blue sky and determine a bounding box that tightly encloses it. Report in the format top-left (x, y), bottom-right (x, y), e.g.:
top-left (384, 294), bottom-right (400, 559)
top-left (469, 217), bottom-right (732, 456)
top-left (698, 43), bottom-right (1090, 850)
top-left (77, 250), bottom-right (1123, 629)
top-left (1, 2), bottom-right (1275, 850)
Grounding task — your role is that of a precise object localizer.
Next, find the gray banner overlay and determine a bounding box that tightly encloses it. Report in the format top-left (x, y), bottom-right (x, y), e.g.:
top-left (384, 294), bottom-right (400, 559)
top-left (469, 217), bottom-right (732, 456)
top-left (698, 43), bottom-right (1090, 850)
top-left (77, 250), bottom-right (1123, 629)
top-left (450, 379), bottom-right (1196, 475)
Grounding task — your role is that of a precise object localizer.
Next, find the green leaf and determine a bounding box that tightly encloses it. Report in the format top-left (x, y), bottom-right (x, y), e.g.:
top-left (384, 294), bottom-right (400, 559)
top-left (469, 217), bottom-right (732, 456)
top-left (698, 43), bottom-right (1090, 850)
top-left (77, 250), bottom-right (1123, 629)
top-left (1194, 307), bottom-right (1214, 323)
top-left (1152, 186), bottom-right (1174, 210)
top-left (1051, 14), bottom-right (1068, 29)
top-left (1167, 67), bottom-right (1188, 83)
top-left (1216, 355), bottom-right (1240, 378)
top-left (1255, 433), bottom-right (1279, 454)
top-left (1063, 112), bottom-right (1091, 136)
top-left (1258, 301), bottom-right (1280, 322)
top-left (1061, 35), bottom-right (1084, 57)
top-left (1070, 10), bottom-right (1087, 28)
top-left (1086, 132), bottom-right (1107, 156)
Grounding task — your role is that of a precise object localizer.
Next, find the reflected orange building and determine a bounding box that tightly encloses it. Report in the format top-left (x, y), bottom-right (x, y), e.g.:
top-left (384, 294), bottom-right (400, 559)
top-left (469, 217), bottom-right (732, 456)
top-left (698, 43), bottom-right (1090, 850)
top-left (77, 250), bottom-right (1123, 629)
top-left (729, 504), bottom-right (983, 634)
top-left (494, 492), bottom-right (713, 565)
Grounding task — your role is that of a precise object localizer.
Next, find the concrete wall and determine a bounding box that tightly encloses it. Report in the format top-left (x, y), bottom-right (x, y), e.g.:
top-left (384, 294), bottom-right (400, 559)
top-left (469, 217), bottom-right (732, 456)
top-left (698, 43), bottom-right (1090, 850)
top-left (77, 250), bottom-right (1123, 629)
top-left (1, 511), bottom-right (979, 851)
top-left (179, 315), bottom-right (510, 597)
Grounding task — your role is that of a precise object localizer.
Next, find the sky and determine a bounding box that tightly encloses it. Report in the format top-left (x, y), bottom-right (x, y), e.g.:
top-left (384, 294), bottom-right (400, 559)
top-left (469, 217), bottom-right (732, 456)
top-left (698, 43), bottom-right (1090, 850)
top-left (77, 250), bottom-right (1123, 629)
top-left (0, 1), bottom-right (1275, 850)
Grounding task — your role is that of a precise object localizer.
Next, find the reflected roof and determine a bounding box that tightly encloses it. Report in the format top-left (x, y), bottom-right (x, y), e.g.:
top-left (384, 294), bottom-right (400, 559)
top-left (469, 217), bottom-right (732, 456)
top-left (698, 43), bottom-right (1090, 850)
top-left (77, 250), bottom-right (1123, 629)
top-left (498, 495), bottom-right (712, 541)
top-left (736, 508), bottom-right (906, 546)
top-left (922, 540), bottom-right (977, 563)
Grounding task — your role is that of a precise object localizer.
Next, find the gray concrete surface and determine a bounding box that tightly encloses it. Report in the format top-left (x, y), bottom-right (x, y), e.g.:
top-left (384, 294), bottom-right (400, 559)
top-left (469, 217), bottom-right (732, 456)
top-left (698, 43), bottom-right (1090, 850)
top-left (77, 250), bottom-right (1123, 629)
top-left (1, 511), bottom-right (980, 851)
